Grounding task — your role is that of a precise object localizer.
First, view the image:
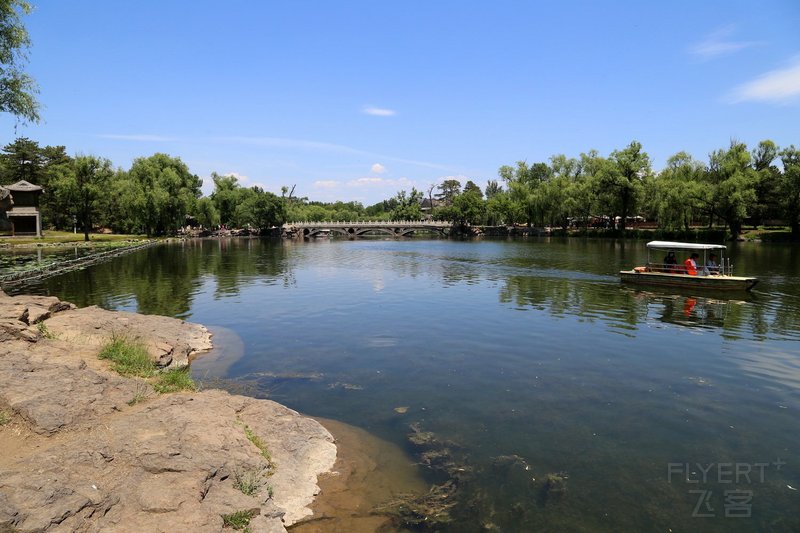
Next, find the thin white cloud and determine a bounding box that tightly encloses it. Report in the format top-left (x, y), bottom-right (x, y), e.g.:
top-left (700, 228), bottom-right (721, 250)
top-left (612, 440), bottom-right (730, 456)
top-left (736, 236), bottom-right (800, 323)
top-left (218, 135), bottom-right (450, 171)
top-left (346, 176), bottom-right (413, 188)
top-left (219, 136), bottom-right (366, 156)
top-left (371, 163), bottom-right (386, 174)
top-left (313, 180), bottom-right (340, 189)
top-left (362, 106), bottom-right (397, 117)
top-left (99, 134), bottom-right (178, 142)
top-left (729, 57), bottom-right (800, 104)
top-left (689, 25), bottom-right (761, 61)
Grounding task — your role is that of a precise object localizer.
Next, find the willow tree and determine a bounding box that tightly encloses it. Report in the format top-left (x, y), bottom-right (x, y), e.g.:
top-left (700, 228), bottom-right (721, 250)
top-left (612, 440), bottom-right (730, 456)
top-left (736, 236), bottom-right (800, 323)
top-left (128, 153), bottom-right (202, 235)
top-left (0, 0), bottom-right (40, 123)
top-left (601, 141), bottom-right (651, 231)
top-left (704, 141), bottom-right (758, 239)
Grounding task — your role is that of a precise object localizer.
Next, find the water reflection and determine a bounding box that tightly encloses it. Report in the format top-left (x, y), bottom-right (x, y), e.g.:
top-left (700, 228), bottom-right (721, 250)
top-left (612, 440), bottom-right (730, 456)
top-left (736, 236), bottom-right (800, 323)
top-left (7, 238), bottom-right (800, 532)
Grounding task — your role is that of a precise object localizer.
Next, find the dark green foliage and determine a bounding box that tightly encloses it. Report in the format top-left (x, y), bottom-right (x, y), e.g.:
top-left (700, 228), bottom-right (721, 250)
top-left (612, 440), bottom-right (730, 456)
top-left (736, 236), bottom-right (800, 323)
top-left (390, 188), bottom-right (423, 220)
top-left (127, 153), bottom-right (203, 236)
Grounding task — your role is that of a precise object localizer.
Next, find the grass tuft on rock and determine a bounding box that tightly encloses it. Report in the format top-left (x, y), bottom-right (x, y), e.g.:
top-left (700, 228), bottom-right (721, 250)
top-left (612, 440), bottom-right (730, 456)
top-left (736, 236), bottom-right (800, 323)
top-left (221, 510), bottom-right (252, 530)
top-left (99, 336), bottom-right (155, 378)
top-left (0, 410), bottom-right (11, 426)
top-left (153, 368), bottom-right (197, 393)
top-left (233, 465), bottom-right (265, 496)
top-left (37, 321), bottom-right (56, 339)
top-left (243, 423), bottom-right (276, 471)
top-left (98, 337), bottom-right (196, 397)
top-left (127, 381), bottom-right (153, 406)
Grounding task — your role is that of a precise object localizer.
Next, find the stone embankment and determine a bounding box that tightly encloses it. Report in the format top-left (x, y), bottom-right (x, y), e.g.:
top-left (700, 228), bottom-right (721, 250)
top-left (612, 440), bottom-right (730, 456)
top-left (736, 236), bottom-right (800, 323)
top-left (0, 290), bottom-right (336, 533)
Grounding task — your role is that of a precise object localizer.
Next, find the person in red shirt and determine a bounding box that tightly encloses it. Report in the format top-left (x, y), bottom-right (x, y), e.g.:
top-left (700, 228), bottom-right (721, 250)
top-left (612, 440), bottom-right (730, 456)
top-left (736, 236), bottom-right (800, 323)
top-left (684, 253), bottom-right (699, 276)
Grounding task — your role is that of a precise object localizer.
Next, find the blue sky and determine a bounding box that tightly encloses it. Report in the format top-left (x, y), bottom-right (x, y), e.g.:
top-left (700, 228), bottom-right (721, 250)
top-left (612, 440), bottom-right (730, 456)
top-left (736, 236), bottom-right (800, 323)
top-left (4, 0), bottom-right (800, 205)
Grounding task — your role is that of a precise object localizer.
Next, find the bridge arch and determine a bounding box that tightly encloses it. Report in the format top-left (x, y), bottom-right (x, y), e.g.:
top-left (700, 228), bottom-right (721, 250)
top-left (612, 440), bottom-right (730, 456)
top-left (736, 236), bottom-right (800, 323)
top-left (288, 221), bottom-right (452, 239)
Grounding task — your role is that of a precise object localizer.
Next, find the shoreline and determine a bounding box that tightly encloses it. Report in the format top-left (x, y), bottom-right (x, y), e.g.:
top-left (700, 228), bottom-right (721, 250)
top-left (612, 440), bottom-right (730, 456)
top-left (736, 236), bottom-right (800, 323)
top-left (0, 290), bottom-right (343, 532)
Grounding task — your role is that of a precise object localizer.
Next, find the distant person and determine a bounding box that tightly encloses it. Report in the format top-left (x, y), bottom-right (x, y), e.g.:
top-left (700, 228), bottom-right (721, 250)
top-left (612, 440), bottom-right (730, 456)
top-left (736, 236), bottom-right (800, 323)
top-left (663, 251), bottom-right (678, 273)
top-left (704, 253), bottom-right (720, 276)
top-left (684, 253), bottom-right (699, 276)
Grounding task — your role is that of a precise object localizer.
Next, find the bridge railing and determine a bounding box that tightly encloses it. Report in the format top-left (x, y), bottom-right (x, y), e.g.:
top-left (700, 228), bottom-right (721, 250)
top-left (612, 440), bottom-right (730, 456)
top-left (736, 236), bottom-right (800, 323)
top-left (285, 220), bottom-right (451, 227)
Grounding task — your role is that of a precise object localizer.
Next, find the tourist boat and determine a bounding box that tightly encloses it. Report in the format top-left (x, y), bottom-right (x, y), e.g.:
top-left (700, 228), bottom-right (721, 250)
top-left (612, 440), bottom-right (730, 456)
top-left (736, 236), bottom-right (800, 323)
top-left (619, 241), bottom-right (758, 291)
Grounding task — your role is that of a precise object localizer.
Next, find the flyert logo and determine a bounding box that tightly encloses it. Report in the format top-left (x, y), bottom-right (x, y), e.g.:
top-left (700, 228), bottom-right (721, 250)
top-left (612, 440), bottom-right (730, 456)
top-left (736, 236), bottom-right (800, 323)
top-left (667, 460), bottom-right (789, 519)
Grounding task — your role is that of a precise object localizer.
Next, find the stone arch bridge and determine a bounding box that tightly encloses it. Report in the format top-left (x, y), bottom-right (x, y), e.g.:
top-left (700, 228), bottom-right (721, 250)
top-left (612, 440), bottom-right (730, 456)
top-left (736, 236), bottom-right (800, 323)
top-left (284, 220), bottom-right (452, 238)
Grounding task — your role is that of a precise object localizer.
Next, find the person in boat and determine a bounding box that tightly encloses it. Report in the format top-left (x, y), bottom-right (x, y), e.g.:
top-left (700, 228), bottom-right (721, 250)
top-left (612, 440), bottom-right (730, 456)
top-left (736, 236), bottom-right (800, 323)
top-left (663, 251), bottom-right (678, 273)
top-left (684, 253), bottom-right (699, 276)
top-left (704, 253), bottom-right (719, 276)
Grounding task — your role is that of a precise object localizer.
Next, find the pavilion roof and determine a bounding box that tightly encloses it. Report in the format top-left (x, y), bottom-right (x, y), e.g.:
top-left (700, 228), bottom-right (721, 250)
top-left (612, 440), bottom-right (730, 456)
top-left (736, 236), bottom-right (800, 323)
top-left (5, 180), bottom-right (43, 192)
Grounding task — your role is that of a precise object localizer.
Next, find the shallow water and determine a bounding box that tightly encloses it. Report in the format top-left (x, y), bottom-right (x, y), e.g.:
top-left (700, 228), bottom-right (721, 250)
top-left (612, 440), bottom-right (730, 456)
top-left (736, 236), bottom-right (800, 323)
top-left (9, 237), bottom-right (800, 531)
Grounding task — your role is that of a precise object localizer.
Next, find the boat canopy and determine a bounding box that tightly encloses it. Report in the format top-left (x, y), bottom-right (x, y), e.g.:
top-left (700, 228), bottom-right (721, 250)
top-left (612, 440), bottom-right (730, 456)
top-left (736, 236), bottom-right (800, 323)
top-left (646, 241), bottom-right (727, 251)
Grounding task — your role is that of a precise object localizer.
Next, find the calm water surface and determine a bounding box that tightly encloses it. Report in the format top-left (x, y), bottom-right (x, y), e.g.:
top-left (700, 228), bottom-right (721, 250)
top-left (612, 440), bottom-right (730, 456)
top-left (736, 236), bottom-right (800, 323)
top-left (9, 238), bottom-right (800, 531)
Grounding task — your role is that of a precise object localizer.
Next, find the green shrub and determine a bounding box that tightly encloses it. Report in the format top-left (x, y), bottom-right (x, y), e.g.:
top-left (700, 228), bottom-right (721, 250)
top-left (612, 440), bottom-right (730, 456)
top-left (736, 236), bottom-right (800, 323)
top-left (153, 368), bottom-right (197, 393)
top-left (99, 336), bottom-right (155, 377)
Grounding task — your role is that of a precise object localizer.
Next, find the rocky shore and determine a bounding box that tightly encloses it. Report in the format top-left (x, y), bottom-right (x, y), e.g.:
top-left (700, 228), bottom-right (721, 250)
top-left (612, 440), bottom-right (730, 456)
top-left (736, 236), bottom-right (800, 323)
top-left (0, 290), bottom-right (337, 532)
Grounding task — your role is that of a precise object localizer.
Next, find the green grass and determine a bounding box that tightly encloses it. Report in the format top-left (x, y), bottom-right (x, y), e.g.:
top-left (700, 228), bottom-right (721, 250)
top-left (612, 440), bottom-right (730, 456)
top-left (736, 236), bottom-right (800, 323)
top-left (221, 510), bottom-right (252, 531)
top-left (153, 368), bottom-right (197, 393)
top-left (0, 410), bottom-right (10, 426)
top-left (98, 337), bottom-right (196, 397)
top-left (0, 231), bottom-right (150, 246)
top-left (98, 336), bottom-right (155, 378)
top-left (243, 423), bottom-right (276, 471)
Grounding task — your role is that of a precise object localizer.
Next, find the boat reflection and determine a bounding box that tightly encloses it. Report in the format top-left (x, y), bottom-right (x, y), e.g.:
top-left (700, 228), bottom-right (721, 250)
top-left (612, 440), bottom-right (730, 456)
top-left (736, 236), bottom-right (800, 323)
top-left (623, 287), bottom-right (751, 330)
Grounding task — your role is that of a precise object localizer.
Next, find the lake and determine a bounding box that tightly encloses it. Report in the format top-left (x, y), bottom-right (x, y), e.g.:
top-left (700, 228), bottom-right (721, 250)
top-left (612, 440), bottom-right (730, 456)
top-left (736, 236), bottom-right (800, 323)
top-left (9, 237), bottom-right (800, 531)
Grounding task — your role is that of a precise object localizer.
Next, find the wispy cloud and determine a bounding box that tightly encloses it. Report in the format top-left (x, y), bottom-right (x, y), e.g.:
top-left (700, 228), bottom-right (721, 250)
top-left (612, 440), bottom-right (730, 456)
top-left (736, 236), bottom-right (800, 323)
top-left (313, 180), bottom-right (340, 189)
top-left (346, 176), bottom-right (414, 188)
top-left (371, 163), bottom-right (386, 174)
top-left (729, 57), bottom-right (800, 104)
top-left (362, 105), bottom-right (397, 117)
top-left (219, 136), bottom-right (367, 156)
top-left (99, 134), bottom-right (179, 142)
top-left (219, 135), bottom-right (450, 171)
top-left (689, 25), bottom-right (761, 61)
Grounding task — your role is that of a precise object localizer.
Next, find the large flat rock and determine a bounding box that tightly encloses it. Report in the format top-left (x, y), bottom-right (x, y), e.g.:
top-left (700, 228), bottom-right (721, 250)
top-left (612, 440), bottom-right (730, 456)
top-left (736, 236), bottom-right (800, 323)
top-left (0, 292), bottom-right (336, 533)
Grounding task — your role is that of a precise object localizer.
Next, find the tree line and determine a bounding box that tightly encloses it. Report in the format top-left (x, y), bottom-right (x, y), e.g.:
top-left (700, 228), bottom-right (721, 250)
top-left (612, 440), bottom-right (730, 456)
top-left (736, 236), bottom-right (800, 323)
top-left (2, 137), bottom-right (798, 240)
top-left (427, 139), bottom-right (799, 240)
top-left (0, 138), bottom-right (288, 239)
